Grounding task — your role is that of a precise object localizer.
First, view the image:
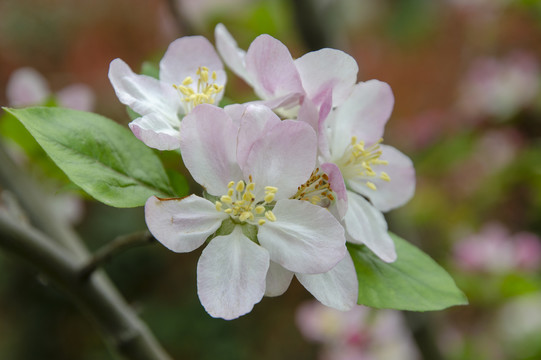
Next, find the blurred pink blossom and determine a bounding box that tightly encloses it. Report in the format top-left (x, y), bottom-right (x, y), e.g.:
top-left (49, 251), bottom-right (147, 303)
top-left (448, 128), bottom-right (523, 197)
top-left (6, 67), bottom-right (95, 111)
top-left (296, 301), bottom-right (420, 360)
top-left (456, 52), bottom-right (539, 122)
top-left (454, 223), bottom-right (541, 273)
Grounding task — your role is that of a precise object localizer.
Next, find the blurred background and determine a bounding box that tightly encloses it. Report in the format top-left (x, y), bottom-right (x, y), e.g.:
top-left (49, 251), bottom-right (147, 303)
top-left (1, 0), bottom-right (541, 359)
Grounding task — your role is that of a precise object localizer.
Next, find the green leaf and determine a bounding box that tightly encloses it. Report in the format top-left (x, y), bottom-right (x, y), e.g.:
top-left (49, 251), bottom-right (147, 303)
top-left (5, 106), bottom-right (176, 207)
top-left (349, 233), bottom-right (468, 311)
top-left (165, 169), bottom-right (190, 197)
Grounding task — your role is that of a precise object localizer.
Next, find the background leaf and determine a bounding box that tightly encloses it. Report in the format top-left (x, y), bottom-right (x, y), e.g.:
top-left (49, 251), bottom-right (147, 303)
top-left (5, 106), bottom-right (177, 207)
top-left (349, 232), bottom-right (468, 311)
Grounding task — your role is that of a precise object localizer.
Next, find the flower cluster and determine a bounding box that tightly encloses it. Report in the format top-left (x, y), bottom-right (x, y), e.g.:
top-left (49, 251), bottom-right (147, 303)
top-left (109, 25), bottom-right (415, 319)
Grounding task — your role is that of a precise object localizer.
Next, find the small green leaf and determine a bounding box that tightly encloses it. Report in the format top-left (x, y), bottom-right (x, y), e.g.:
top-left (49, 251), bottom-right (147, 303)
top-left (349, 232), bottom-right (468, 311)
top-left (165, 169), bottom-right (190, 197)
top-left (5, 106), bottom-right (176, 207)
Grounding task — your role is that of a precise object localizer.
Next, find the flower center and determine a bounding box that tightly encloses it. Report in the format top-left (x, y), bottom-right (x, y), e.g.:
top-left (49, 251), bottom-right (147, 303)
top-left (172, 66), bottom-right (224, 113)
top-left (336, 137), bottom-right (390, 190)
top-left (214, 178), bottom-right (278, 226)
top-left (292, 168), bottom-right (335, 207)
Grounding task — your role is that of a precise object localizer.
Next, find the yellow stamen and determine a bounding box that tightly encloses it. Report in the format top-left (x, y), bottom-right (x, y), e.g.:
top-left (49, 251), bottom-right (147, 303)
top-left (366, 181), bottom-right (377, 190)
top-left (265, 211), bottom-right (276, 222)
top-left (264, 193), bottom-right (275, 203)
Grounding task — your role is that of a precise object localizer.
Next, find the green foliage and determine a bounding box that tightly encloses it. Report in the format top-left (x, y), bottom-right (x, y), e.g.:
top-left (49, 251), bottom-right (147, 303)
top-left (5, 106), bottom-right (178, 207)
top-left (349, 233), bottom-right (468, 311)
top-left (141, 61), bottom-right (160, 79)
top-left (0, 102), bottom-right (71, 184)
top-left (165, 169), bottom-right (190, 198)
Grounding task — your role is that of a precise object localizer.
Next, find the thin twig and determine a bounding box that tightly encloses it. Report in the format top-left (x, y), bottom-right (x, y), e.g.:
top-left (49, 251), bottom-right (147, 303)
top-left (0, 139), bottom-right (172, 360)
top-left (0, 211), bottom-right (172, 360)
top-left (80, 231), bottom-right (155, 280)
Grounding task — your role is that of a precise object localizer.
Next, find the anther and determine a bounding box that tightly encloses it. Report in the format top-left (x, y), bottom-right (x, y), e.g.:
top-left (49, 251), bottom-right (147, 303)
top-left (265, 211), bottom-right (277, 222)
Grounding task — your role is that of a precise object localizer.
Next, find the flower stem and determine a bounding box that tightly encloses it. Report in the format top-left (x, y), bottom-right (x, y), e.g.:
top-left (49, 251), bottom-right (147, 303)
top-left (79, 231), bottom-right (155, 280)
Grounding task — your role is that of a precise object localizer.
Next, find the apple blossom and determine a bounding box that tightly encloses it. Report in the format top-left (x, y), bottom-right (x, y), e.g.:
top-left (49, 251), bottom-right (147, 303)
top-left (7, 67), bottom-right (95, 111)
top-left (145, 104), bottom-right (346, 319)
top-left (214, 23), bottom-right (358, 116)
top-left (311, 80), bottom-right (416, 263)
top-left (109, 36), bottom-right (226, 150)
top-left (296, 301), bottom-right (420, 360)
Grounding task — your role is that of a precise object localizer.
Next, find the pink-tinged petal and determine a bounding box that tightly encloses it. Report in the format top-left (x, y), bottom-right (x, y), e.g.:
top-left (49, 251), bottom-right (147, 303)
top-left (179, 104), bottom-right (243, 195)
top-left (237, 104), bottom-right (282, 169)
top-left (129, 113), bottom-right (181, 150)
top-left (298, 93), bottom-right (333, 159)
top-left (7, 67), bottom-right (50, 106)
top-left (343, 191), bottom-right (396, 263)
top-left (109, 58), bottom-right (179, 119)
top-left (295, 48), bottom-right (358, 107)
top-left (329, 80), bottom-right (394, 159)
top-left (265, 261), bottom-right (294, 297)
top-left (215, 23), bottom-right (253, 86)
top-left (223, 103), bottom-right (246, 125)
top-left (320, 162), bottom-right (348, 219)
top-left (243, 120), bottom-right (317, 199)
top-left (348, 145), bottom-right (416, 212)
top-left (296, 253), bottom-right (358, 311)
top-left (159, 36), bottom-right (225, 87)
top-left (145, 195), bottom-right (227, 253)
top-left (245, 34), bottom-right (304, 100)
top-left (259, 93), bottom-right (303, 111)
top-left (258, 199), bottom-right (346, 274)
top-left (57, 84), bottom-right (95, 112)
top-left (298, 97), bottom-right (319, 133)
top-left (197, 226), bottom-right (270, 320)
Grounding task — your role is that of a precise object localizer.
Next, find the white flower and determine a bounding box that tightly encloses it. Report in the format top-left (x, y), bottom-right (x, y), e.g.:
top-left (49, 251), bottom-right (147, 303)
top-left (109, 36), bottom-right (226, 150)
top-left (145, 104), bottom-right (346, 319)
top-left (214, 23), bottom-right (358, 116)
top-left (309, 80), bottom-right (416, 262)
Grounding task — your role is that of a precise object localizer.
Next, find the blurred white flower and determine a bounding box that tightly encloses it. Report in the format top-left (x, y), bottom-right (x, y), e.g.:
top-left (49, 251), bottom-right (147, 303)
top-left (6, 67), bottom-right (95, 111)
top-left (296, 301), bottom-right (420, 360)
top-left (457, 52), bottom-right (539, 121)
top-left (454, 222), bottom-right (541, 273)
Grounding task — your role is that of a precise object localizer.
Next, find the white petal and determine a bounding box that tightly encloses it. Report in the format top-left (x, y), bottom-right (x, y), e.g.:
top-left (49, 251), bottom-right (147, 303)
top-left (129, 113), bottom-right (181, 150)
top-left (215, 23), bottom-right (253, 86)
top-left (258, 199), bottom-right (346, 274)
top-left (108, 58), bottom-right (179, 120)
top-left (244, 34), bottom-right (304, 100)
top-left (145, 195), bottom-right (227, 253)
top-left (348, 145), bottom-right (416, 212)
top-left (329, 80), bottom-right (394, 159)
top-left (343, 191), bottom-right (396, 262)
top-left (236, 104), bottom-right (282, 169)
top-left (265, 261), bottom-right (294, 297)
top-left (243, 120), bottom-right (316, 199)
top-left (159, 36), bottom-right (225, 89)
top-left (295, 48), bottom-right (358, 107)
top-left (197, 226), bottom-right (270, 320)
top-left (296, 253), bottom-right (358, 311)
top-left (179, 104), bottom-right (243, 195)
